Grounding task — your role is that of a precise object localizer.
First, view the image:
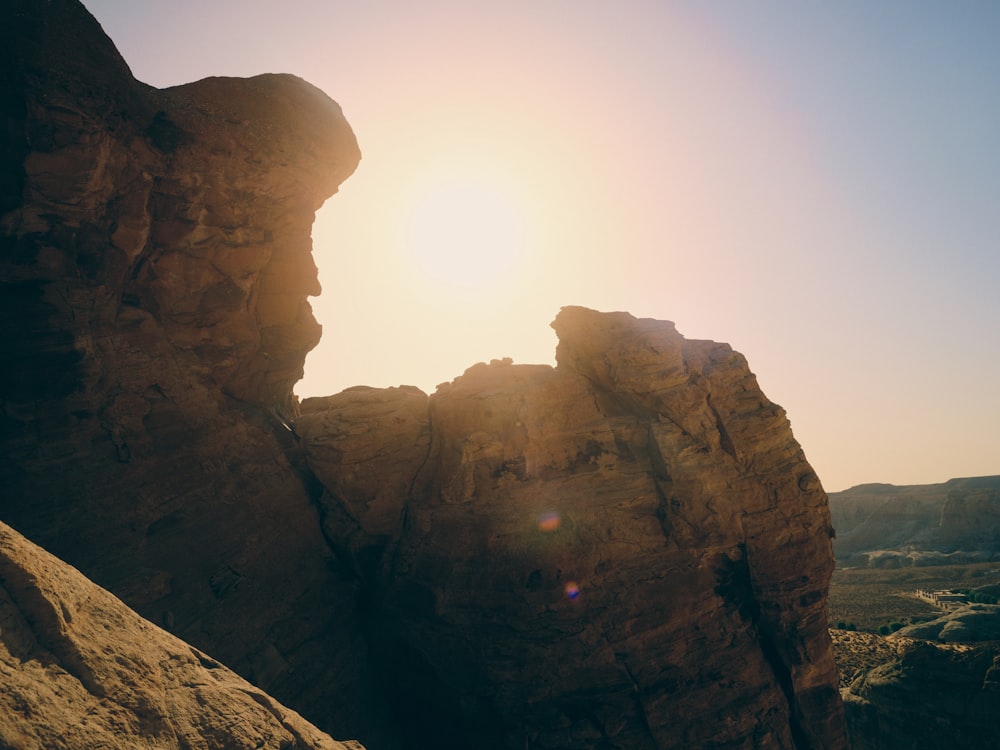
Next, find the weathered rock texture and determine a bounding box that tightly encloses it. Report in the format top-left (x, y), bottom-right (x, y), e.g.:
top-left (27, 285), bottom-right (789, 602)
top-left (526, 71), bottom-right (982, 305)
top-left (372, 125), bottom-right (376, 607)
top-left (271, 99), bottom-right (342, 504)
top-left (298, 307), bottom-right (847, 749)
top-left (0, 521), bottom-right (365, 750)
top-left (891, 604), bottom-right (1000, 642)
top-left (828, 477), bottom-right (1000, 567)
top-left (840, 638), bottom-right (1000, 750)
top-left (2, 2), bottom-right (849, 749)
top-left (0, 1), bottom-right (395, 746)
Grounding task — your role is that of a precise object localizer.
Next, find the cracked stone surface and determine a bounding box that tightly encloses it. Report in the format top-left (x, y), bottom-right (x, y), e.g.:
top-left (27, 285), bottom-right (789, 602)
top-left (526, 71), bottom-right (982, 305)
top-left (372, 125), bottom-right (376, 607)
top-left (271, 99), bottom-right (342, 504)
top-left (2, 1), bottom-right (847, 747)
top-left (0, 1), bottom-right (395, 746)
top-left (297, 307), bottom-right (847, 749)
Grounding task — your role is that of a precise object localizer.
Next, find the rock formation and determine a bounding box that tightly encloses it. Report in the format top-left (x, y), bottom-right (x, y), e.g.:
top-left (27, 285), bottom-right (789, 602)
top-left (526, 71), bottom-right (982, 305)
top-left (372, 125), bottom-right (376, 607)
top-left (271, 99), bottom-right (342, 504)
top-left (2, 1), bottom-right (849, 748)
top-left (839, 638), bottom-right (1000, 750)
top-left (828, 477), bottom-right (1000, 567)
top-left (0, 521), bottom-right (365, 750)
top-left (1, 1), bottom-right (395, 746)
top-left (298, 308), bottom-right (847, 749)
top-left (890, 604), bottom-right (1000, 642)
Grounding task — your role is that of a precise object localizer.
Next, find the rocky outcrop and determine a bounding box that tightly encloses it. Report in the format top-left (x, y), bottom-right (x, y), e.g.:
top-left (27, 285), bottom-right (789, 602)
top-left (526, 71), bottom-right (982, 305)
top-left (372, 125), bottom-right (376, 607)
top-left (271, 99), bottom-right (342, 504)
top-left (2, 0), bottom-right (359, 414)
top-left (828, 477), bottom-right (1000, 567)
top-left (2, 2), bottom-right (849, 748)
top-left (0, 520), bottom-right (364, 750)
top-left (296, 385), bottom-right (431, 581)
top-left (840, 638), bottom-right (1000, 750)
top-left (891, 604), bottom-right (1000, 642)
top-left (0, 1), bottom-right (394, 746)
top-left (299, 308), bottom-right (847, 749)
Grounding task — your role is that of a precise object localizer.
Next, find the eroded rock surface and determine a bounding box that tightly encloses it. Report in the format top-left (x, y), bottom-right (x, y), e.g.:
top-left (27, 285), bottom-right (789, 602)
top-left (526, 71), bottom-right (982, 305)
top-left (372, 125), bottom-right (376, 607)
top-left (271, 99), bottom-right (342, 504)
top-left (0, 1), bottom-right (393, 746)
top-left (2, 2), bottom-right (849, 748)
top-left (0, 521), bottom-right (364, 750)
top-left (840, 638), bottom-right (1000, 750)
top-left (891, 604), bottom-right (1000, 642)
top-left (300, 308), bottom-right (847, 749)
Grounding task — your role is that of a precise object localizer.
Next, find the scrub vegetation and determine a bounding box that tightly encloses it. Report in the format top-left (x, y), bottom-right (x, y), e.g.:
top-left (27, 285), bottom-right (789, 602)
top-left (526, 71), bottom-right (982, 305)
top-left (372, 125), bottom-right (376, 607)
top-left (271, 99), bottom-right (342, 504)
top-left (827, 562), bottom-right (1000, 633)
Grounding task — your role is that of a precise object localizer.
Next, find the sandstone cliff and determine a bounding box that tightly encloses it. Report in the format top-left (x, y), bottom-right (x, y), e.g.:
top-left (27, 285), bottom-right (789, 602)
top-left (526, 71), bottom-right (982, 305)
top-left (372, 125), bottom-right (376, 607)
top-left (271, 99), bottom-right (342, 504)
top-left (0, 521), bottom-right (364, 750)
top-left (2, 2), bottom-right (848, 748)
top-left (1, 0), bottom-right (394, 745)
top-left (297, 307), bottom-right (847, 749)
top-left (828, 477), bottom-right (1000, 567)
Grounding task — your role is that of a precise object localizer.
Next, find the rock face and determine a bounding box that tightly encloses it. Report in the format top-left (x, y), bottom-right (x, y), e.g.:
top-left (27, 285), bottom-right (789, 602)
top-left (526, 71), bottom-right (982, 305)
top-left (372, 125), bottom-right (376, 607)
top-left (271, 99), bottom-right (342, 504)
top-left (0, 521), bottom-right (365, 750)
top-left (1, 2), bottom-right (849, 749)
top-left (828, 477), bottom-right (1000, 567)
top-left (840, 638), bottom-right (1000, 750)
top-left (299, 308), bottom-right (847, 749)
top-left (2, 0), bottom-right (359, 415)
top-left (0, 1), bottom-right (395, 746)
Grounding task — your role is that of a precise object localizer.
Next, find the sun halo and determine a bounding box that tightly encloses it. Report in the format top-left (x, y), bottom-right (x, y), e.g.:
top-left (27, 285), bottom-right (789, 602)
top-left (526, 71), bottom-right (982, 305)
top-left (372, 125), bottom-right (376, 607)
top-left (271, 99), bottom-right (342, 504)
top-left (399, 178), bottom-right (528, 294)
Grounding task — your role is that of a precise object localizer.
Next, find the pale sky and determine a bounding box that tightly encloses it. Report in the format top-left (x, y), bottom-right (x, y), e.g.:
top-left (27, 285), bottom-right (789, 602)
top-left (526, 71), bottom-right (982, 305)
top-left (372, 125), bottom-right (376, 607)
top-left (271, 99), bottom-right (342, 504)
top-left (79, 0), bottom-right (1000, 492)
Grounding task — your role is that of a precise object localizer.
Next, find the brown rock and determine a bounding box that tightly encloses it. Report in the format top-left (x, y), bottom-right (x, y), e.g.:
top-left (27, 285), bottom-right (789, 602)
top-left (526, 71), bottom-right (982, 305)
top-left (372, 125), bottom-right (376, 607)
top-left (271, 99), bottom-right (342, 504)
top-left (299, 308), bottom-right (847, 749)
top-left (0, 520), bottom-right (364, 750)
top-left (840, 637), bottom-right (1000, 750)
top-left (296, 386), bottom-right (431, 579)
top-left (2, 2), bottom-right (849, 748)
top-left (0, 1), bottom-right (396, 746)
top-left (2, 0), bottom-right (359, 416)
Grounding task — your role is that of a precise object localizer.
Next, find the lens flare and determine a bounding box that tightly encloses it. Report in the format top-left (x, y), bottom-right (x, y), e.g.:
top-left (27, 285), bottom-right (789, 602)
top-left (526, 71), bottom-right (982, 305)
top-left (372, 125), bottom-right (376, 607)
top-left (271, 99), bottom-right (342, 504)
top-left (536, 510), bottom-right (561, 532)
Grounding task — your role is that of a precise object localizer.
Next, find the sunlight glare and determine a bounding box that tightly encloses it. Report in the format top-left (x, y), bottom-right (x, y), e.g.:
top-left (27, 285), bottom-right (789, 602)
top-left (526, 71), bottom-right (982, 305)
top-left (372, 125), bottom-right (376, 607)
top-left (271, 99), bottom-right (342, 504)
top-left (401, 179), bottom-right (526, 291)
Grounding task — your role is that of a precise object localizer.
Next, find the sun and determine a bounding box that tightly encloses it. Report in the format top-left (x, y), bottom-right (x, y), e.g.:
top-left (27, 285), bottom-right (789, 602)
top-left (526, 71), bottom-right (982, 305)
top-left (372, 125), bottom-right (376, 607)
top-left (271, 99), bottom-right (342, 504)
top-left (401, 178), bottom-right (527, 292)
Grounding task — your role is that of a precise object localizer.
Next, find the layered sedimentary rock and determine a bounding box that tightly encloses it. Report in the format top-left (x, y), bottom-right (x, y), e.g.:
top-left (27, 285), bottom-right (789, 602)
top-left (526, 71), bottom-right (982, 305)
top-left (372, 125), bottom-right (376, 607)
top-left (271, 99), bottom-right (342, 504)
top-left (0, 1), bottom-right (395, 746)
top-left (2, 2), bottom-right (849, 748)
top-left (299, 308), bottom-right (847, 749)
top-left (0, 521), bottom-right (365, 750)
top-left (828, 477), bottom-right (1000, 567)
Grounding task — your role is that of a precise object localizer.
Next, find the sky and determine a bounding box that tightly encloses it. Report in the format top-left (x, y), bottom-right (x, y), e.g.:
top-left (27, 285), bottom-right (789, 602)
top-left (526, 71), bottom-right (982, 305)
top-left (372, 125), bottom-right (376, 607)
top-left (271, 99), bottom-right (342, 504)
top-left (79, 0), bottom-right (1000, 492)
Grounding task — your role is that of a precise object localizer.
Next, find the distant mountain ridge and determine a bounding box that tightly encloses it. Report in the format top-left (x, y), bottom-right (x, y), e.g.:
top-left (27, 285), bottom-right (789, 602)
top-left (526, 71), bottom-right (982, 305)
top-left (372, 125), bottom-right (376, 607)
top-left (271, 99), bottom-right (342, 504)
top-left (828, 476), bottom-right (1000, 567)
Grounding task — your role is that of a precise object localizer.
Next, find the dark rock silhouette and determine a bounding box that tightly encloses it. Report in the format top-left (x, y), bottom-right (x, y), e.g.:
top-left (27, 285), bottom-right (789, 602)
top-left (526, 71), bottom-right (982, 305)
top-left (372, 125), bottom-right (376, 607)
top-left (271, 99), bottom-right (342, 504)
top-left (299, 308), bottom-right (847, 748)
top-left (1, 0), bottom-right (391, 746)
top-left (1, 1), bottom-right (848, 748)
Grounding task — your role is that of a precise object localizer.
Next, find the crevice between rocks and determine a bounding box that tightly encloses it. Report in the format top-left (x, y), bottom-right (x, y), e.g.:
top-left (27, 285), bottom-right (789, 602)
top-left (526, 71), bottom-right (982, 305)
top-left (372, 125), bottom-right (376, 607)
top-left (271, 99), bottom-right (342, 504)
top-left (614, 654), bottom-right (663, 750)
top-left (734, 543), bottom-right (814, 750)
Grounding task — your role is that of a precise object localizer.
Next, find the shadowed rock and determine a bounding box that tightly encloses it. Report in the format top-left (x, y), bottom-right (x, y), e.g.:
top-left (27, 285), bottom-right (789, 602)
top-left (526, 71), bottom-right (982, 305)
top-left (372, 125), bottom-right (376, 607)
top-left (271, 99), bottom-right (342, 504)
top-left (2, 2), bottom-right (849, 748)
top-left (840, 638), bottom-right (1000, 750)
top-left (300, 307), bottom-right (847, 749)
top-left (0, 1), bottom-right (394, 746)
